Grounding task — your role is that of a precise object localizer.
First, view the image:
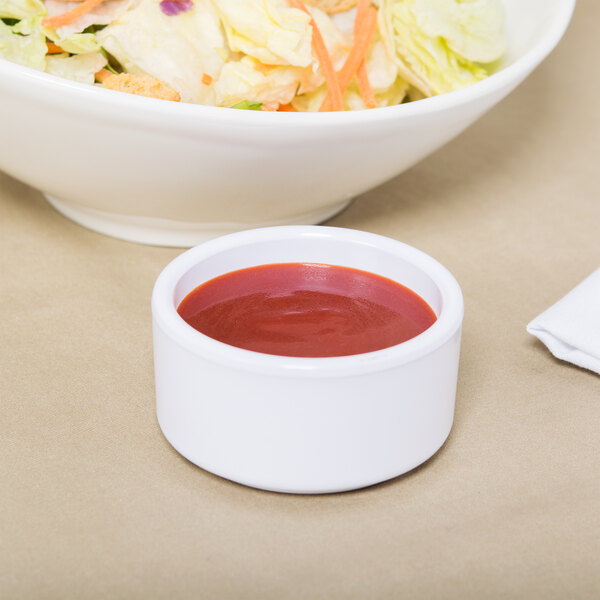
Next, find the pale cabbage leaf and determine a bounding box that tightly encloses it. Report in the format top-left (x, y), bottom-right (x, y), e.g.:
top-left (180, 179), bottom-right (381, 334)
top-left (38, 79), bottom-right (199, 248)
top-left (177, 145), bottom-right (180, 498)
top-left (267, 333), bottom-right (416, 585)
top-left (0, 0), bottom-right (45, 20)
top-left (212, 0), bottom-right (312, 67)
top-left (379, 0), bottom-right (506, 95)
top-left (214, 56), bottom-right (302, 107)
top-left (44, 0), bottom-right (134, 37)
top-left (0, 18), bottom-right (45, 70)
top-left (96, 0), bottom-right (228, 104)
top-left (45, 51), bottom-right (107, 83)
top-left (45, 31), bottom-right (101, 54)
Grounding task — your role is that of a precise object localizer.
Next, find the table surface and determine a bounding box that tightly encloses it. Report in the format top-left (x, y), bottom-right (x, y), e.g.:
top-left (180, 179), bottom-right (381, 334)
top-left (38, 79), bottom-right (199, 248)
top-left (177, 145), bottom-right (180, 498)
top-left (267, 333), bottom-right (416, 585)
top-left (1, 3), bottom-right (599, 598)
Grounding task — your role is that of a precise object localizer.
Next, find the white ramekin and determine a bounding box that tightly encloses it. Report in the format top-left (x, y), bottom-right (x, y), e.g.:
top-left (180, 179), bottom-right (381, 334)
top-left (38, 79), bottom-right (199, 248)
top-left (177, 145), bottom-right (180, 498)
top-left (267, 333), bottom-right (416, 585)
top-left (151, 226), bottom-right (464, 493)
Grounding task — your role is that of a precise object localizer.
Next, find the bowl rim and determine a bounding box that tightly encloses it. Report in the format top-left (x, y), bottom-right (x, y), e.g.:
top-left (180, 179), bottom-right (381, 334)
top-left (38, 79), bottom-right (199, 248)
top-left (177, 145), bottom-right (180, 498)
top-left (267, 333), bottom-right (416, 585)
top-left (151, 226), bottom-right (464, 378)
top-left (0, 0), bottom-right (575, 131)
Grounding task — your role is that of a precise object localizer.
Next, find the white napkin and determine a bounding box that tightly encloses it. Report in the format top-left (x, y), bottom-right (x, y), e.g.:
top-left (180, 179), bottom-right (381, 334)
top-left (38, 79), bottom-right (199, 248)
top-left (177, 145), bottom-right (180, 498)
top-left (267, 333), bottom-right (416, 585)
top-left (527, 268), bottom-right (600, 374)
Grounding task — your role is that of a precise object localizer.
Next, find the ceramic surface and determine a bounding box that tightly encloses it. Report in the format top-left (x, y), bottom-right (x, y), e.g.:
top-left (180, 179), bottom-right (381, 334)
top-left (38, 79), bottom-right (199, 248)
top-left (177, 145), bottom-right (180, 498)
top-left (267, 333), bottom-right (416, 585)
top-left (152, 226), bottom-right (464, 493)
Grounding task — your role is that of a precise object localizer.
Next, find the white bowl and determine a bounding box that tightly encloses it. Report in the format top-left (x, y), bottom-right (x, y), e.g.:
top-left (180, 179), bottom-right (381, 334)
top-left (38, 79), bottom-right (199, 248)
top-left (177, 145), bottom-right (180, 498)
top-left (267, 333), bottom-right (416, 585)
top-left (0, 0), bottom-right (574, 246)
top-left (151, 226), bottom-right (464, 493)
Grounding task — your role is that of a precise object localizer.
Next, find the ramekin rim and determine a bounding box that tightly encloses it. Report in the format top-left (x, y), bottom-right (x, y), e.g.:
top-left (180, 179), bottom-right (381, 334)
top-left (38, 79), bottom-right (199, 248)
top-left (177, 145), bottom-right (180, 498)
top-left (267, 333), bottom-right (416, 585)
top-left (151, 226), bottom-right (464, 377)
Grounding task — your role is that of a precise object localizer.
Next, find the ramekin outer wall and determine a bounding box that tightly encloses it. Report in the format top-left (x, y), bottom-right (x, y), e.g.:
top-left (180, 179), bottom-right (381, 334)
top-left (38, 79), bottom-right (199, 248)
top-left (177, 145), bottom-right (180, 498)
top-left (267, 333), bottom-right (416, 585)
top-left (153, 317), bottom-right (462, 494)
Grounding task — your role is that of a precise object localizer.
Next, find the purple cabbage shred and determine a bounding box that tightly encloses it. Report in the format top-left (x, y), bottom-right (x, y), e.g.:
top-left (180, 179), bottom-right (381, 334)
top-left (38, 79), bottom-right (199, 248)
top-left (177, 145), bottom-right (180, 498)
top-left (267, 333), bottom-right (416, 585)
top-left (159, 0), bottom-right (194, 16)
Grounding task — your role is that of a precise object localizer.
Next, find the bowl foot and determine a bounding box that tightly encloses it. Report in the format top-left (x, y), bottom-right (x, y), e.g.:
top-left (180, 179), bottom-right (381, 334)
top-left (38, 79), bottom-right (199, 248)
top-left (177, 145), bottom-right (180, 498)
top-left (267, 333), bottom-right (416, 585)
top-left (43, 194), bottom-right (353, 247)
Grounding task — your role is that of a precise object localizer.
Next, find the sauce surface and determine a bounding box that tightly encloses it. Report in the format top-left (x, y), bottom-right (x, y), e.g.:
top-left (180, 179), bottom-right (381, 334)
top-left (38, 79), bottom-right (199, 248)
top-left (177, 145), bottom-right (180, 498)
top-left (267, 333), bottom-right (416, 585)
top-left (177, 263), bottom-right (437, 358)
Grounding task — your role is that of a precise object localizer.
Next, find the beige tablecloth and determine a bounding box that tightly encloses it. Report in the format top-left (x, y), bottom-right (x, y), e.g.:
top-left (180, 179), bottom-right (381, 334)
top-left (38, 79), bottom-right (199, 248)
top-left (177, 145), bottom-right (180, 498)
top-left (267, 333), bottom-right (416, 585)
top-left (1, 2), bottom-right (599, 598)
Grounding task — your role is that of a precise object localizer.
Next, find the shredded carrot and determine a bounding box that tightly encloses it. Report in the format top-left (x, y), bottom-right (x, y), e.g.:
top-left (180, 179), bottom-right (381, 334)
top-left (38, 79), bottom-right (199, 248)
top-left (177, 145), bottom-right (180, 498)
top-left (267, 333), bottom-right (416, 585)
top-left (42, 0), bottom-right (106, 29)
top-left (288, 0), bottom-right (344, 111)
top-left (278, 104), bottom-right (297, 112)
top-left (320, 0), bottom-right (377, 111)
top-left (201, 73), bottom-right (213, 86)
top-left (253, 63), bottom-right (276, 74)
top-left (94, 68), bottom-right (112, 83)
top-left (261, 104), bottom-right (278, 111)
top-left (356, 61), bottom-right (377, 108)
top-left (46, 42), bottom-right (66, 54)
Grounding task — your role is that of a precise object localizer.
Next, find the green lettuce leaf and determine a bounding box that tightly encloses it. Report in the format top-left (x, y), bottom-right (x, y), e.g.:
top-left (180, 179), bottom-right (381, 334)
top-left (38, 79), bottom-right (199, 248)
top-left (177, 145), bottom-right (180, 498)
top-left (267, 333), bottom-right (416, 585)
top-left (230, 100), bottom-right (263, 110)
top-left (45, 31), bottom-right (101, 54)
top-left (215, 56), bottom-right (302, 108)
top-left (45, 51), bottom-right (107, 84)
top-left (0, 18), bottom-right (45, 70)
top-left (0, 0), bottom-right (45, 21)
top-left (380, 0), bottom-right (506, 96)
top-left (409, 0), bottom-right (506, 63)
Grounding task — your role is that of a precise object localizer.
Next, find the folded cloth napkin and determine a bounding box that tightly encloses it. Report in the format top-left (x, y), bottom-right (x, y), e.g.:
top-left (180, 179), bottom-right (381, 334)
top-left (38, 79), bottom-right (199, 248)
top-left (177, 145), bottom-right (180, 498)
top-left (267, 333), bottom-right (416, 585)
top-left (527, 268), bottom-right (600, 374)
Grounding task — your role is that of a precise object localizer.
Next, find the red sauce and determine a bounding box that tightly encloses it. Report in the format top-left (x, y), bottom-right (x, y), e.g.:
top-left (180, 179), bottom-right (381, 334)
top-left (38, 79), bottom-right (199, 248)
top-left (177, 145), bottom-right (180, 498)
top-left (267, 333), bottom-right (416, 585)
top-left (177, 263), bottom-right (437, 358)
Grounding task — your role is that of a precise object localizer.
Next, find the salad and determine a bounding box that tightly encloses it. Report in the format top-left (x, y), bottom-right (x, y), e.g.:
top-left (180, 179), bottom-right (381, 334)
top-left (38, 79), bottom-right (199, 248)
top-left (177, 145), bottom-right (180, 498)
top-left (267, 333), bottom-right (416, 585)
top-left (0, 0), bottom-right (506, 110)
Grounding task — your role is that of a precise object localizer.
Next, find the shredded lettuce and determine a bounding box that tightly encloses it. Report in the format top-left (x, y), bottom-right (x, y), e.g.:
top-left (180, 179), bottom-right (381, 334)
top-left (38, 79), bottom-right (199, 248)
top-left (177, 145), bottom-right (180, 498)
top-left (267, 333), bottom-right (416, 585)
top-left (230, 100), bottom-right (263, 110)
top-left (11, 15), bottom-right (41, 34)
top-left (409, 0), bottom-right (506, 63)
top-left (0, 17), bottom-right (46, 70)
top-left (365, 38), bottom-right (398, 94)
top-left (45, 51), bottom-right (107, 83)
top-left (46, 31), bottom-right (101, 53)
top-left (213, 0), bottom-right (313, 68)
top-left (0, 0), bottom-right (506, 109)
top-left (96, 0), bottom-right (227, 104)
top-left (380, 0), bottom-right (505, 95)
top-left (44, 0), bottom-right (133, 38)
top-left (215, 56), bottom-right (302, 108)
top-left (0, 0), bottom-right (45, 21)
